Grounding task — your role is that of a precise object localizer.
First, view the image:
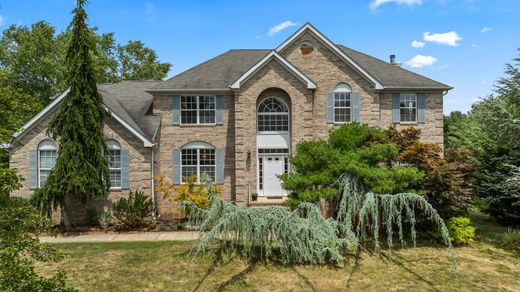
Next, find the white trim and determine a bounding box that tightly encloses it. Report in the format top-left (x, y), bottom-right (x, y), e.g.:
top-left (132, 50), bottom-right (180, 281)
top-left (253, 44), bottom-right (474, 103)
top-left (146, 88), bottom-right (230, 93)
top-left (275, 23), bottom-right (385, 90)
top-left (102, 105), bottom-right (154, 147)
top-left (230, 51), bottom-right (317, 90)
top-left (14, 89), bottom-right (70, 140)
top-left (13, 89), bottom-right (154, 148)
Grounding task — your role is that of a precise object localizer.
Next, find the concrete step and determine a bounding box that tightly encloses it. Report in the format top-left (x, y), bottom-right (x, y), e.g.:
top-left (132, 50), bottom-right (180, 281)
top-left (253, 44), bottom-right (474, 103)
top-left (249, 196), bottom-right (288, 208)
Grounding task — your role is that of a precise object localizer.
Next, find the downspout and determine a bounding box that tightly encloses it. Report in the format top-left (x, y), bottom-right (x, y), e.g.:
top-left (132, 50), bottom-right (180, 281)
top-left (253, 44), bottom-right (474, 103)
top-left (151, 145), bottom-right (156, 219)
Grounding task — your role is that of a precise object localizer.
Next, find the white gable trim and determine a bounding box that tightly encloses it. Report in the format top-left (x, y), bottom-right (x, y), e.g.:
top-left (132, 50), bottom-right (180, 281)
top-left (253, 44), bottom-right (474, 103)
top-left (276, 23), bottom-right (385, 90)
top-left (13, 89), bottom-right (70, 140)
top-left (13, 89), bottom-right (154, 148)
top-left (102, 105), bottom-right (154, 147)
top-left (230, 51), bottom-right (317, 90)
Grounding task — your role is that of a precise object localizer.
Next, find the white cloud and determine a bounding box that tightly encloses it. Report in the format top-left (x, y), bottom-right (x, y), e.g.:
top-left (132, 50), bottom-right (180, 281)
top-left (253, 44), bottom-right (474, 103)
top-left (471, 43), bottom-right (479, 48)
top-left (423, 31), bottom-right (462, 46)
top-left (411, 40), bottom-right (425, 48)
top-left (144, 2), bottom-right (155, 15)
top-left (480, 26), bottom-right (492, 33)
top-left (405, 55), bottom-right (438, 68)
top-left (268, 21), bottom-right (297, 36)
top-left (369, 0), bottom-right (422, 9)
top-left (0, 15), bottom-right (4, 27)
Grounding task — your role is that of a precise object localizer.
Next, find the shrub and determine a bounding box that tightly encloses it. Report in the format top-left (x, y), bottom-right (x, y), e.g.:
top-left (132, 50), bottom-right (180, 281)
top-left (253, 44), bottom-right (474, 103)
top-left (280, 123), bottom-right (424, 208)
top-left (155, 173), bottom-right (223, 210)
top-left (447, 217), bottom-right (475, 245)
top-left (84, 206), bottom-right (99, 226)
top-left (112, 190), bottom-right (152, 229)
top-left (502, 227), bottom-right (520, 251)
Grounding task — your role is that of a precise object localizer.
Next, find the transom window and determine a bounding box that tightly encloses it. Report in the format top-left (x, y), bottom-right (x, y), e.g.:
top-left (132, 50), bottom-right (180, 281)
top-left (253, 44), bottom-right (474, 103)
top-left (257, 97), bottom-right (289, 132)
top-left (400, 93), bottom-right (417, 123)
top-left (181, 95), bottom-right (216, 124)
top-left (38, 140), bottom-right (57, 187)
top-left (334, 83), bottom-right (352, 123)
top-left (181, 142), bottom-right (215, 183)
top-left (106, 140), bottom-right (122, 188)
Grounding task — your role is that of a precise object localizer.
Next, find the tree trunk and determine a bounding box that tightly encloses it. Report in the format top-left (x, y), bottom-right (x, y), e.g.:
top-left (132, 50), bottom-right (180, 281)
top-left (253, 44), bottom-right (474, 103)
top-left (61, 201), bottom-right (74, 231)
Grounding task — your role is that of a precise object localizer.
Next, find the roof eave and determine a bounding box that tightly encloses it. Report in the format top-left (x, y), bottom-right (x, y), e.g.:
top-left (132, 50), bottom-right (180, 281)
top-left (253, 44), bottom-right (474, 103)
top-left (382, 86), bottom-right (454, 91)
top-left (146, 88), bottom-right (232, 93)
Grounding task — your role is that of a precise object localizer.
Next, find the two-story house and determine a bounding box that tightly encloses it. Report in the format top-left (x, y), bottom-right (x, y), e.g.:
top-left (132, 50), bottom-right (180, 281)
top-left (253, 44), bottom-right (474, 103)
top-left (9, 23), bottom-right (451, 222)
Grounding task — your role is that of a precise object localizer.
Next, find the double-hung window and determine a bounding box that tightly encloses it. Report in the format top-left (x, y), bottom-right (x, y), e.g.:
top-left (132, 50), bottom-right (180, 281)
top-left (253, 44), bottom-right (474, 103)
top-left (257, 97), bottom-right (289, 132)
top-left (106, 140), bottom-right (122, 188)
top-left (38, 140), bottom-right (57, 187)
top-left (181, 143), bottom-right (216, 183)
top-left (400, 93), bottom-right (417, 123)
top-left (333, 83), bottom-right (352, 123)
top-left (181, 95), bottom-right (216, 124)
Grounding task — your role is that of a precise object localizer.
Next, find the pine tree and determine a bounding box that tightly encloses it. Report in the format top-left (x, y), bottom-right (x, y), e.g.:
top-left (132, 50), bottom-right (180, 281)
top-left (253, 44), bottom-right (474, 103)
top-left (32, 0), bottom-right (110, 227)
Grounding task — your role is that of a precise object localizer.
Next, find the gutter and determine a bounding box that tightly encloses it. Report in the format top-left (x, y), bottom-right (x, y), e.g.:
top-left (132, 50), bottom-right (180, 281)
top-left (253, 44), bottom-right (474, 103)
top-left (150, 144), bottom-right (157, 219)
top-left (145, 88), bottom-right (231, 93)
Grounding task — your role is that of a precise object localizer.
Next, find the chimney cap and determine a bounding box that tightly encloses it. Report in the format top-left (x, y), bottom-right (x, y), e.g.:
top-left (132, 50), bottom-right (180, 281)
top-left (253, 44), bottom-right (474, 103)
top-left (389, 54), bottom-right (396, 64)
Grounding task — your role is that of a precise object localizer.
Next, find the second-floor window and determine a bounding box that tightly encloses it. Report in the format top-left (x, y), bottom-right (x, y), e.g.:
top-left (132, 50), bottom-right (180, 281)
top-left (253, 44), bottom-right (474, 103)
top-left (181, 96), bottom-right (216, 124)
top-left (333, 83), bottom-right (352, 123)
top-left (400, 93), bottom-right (417, 123)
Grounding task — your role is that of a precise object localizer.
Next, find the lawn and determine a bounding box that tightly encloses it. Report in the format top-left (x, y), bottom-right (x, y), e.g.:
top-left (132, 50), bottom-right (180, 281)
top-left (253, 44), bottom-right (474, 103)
top-left (37, 212), bottom-right (519, 291)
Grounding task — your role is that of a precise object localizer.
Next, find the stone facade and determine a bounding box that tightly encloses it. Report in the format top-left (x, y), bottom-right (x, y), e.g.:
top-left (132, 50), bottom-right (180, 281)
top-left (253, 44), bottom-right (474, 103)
top-left (9, 26), bottom-right (447, 222)
top-left (10, 111), bottom-right (152, 225)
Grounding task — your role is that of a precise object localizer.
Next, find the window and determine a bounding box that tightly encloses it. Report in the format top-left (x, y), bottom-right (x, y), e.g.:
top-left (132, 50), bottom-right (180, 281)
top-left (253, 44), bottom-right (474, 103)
top-left (400, 93), bottom-right (417, 123)
top-left (181, 142), bottom-right (215, 183)
top-left (333, 83), bottom-right (352, 123)
top-left (38, 140), bottom-right (57, 187)
top-left (257, 97), bottom-right (289, 132)
top-left (106, 140), bottom-right (122, 188)
top-left (181, 95), bottom-right (216, 124)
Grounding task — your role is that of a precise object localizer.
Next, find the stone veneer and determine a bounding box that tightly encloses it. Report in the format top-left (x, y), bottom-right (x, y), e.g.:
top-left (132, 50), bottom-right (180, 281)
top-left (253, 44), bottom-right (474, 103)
top-left (10, 110), bottom-right (152, 225)
top-left (10, 30), bottom-right (445, 222)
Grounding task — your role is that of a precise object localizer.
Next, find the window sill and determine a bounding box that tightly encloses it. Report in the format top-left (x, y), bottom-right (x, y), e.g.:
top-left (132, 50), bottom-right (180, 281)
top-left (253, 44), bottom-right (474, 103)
top-left (109, 187), bottom-right (122, 192)
top-left (397, 122), bottom-right (419, 125)
top-left (178, 124), bottom-right (218, 127)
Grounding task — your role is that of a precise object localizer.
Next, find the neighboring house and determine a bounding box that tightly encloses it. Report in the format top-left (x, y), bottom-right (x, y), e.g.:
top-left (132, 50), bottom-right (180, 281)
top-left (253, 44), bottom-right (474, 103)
top-left (9, 23), bottom-right (451, 222)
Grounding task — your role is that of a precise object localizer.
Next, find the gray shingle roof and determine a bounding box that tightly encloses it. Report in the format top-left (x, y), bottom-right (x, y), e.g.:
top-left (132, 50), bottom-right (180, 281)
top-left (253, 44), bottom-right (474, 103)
top-left (152, 46), bottom-right (451, 91)
top-left (98, 81), bottom-right (161, 140)
top-left (152, 50), bottom-right (270, 90)
top-left (336, 45), bottom-right (451, 90)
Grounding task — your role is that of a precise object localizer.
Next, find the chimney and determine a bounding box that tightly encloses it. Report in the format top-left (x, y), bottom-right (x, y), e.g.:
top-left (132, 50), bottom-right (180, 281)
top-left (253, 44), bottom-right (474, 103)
top-left (389, 54), bottom-right (401, 67)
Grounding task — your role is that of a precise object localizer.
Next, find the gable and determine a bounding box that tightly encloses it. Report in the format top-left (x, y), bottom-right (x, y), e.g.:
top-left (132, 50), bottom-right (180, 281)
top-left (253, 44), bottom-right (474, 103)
top-left (276, 23), bottom-right (384, 90)
top-left (14, 83), bottom-right (158, 148)
top-left (230, 51), bottom-right (316, 90)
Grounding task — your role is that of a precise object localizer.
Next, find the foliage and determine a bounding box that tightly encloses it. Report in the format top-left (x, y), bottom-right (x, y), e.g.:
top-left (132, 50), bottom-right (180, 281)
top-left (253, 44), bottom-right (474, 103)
top-left (155, 173), bottom-right (223, 210)
top-left (502, 227), bottom-right (520, 251)
top-left (84, 206), bottom-right (99, 226)
top-left (386, 126), bottom-right (476, 218)
top-left (112, 190), bottom-right (153, 229)
top-left (31, 0), bottom-right (111, 225)
top-left (1, 194), bottom-right (72, 291)
top-left (449, 50), bottom-right (520, 225)
top-left (0, 21), bottom-right (171, 107)
top-left (184, 174), bottom-right (454, 267)
top-left (100, 207), bottom-right (112, 227)
top-left (280, 123), bottom-right (423, 207)
top-left (446, 217), bottom-right (475, 245)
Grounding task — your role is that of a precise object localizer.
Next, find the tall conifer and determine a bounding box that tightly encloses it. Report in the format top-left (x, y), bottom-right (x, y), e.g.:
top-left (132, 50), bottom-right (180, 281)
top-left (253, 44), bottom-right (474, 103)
top-left (32, 0), bottom-right (110, 226)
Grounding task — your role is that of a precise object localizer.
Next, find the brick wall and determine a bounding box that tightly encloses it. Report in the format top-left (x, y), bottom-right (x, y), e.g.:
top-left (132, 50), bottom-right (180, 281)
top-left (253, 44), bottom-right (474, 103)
top-left (9, 112), bottom-right (152, 225)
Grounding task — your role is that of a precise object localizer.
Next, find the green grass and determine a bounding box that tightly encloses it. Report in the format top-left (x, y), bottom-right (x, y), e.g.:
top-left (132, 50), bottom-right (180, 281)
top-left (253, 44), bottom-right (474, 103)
top-left (37, 212), bottom-right (520, 291)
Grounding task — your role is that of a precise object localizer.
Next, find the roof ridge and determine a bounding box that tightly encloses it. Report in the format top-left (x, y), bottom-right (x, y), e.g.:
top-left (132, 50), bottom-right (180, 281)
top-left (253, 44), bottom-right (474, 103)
top-left (336, 44), bottom-right (451, 88)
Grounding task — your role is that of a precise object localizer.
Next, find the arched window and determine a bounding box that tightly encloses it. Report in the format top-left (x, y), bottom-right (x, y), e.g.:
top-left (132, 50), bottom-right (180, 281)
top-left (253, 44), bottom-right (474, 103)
top-left (257, 97), bottom-right (289, 132)
top-left (333, 83), bottom-right (352, 123)
top-left (106, 140), bottom-right (122, 188)
top-left (181, 142), bottom-right (215, 183)
top-left (38, 140), bottom-right (57, 187)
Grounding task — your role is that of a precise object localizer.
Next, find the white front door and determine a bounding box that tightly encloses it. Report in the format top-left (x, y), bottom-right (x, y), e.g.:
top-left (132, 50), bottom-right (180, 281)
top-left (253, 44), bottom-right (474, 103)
top-left (260, 155), bottom-right (286, 196)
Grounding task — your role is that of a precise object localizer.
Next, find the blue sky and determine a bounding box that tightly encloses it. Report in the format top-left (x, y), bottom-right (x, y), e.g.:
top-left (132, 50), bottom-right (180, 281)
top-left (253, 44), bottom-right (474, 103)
top-left (1, 0), bottom-right (519, 114)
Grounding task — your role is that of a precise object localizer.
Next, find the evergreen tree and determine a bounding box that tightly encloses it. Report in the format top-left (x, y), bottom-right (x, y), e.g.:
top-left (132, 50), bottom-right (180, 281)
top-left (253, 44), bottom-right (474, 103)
top-left (32, 0), bottom-right (110, 227)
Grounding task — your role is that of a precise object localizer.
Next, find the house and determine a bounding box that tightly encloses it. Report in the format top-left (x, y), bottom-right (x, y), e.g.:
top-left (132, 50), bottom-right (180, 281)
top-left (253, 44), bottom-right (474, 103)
top-left (9, 23), bottom-right (451, 222)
